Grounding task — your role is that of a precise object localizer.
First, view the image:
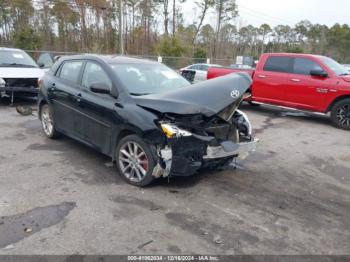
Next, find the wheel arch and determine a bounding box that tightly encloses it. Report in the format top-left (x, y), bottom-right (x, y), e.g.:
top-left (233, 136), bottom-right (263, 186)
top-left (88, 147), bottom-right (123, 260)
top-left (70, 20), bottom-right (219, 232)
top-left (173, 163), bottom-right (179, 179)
top-left (38, 99), bottom-right (48, 120)
top-left (111, 126), bottom-right (165, 162)
top-left (327, 95), bottom-right (350, 113)
top-left (111, 128), bottom-right (140, 162)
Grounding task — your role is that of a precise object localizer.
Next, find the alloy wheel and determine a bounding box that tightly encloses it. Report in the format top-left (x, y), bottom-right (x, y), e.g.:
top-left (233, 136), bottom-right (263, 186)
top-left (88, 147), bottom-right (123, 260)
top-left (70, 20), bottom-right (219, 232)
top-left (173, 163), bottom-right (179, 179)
top-left (41, 105), bottom-right (54, 136)
top-left (336, 104), bottom-right (350, 127)
top-left (118, 141), bottom-right (149, 182)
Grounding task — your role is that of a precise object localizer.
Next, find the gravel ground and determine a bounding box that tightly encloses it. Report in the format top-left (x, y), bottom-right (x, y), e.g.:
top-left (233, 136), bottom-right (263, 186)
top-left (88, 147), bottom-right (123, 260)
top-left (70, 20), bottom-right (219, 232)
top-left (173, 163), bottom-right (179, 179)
top-left (0, 98), bottom-right (349, 255)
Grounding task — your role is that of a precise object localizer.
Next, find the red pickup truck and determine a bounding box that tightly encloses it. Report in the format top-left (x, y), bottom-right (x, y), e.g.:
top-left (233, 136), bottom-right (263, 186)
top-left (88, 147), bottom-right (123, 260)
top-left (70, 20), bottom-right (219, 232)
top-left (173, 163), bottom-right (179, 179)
top-left (208, 53), bottom-right (350, 130)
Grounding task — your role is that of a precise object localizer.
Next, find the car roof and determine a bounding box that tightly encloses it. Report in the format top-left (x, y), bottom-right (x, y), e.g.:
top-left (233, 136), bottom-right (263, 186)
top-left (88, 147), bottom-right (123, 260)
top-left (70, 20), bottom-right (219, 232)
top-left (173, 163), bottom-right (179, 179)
top-left (263, 53), bottom-right (325, 59)
top-left (0, 47), bottom-right (25, 52)
top-left (59, 54), bottom-right (159, 65)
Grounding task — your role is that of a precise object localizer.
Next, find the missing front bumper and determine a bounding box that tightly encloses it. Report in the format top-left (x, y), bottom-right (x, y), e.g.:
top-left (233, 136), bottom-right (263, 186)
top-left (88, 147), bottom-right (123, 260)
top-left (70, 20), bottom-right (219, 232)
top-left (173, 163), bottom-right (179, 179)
top-left (0, 86), bottom-right (39, 94)
top-left (152, 138), bottom-right (258, 178)
top-left (204, 139), bottom-right (258, 160)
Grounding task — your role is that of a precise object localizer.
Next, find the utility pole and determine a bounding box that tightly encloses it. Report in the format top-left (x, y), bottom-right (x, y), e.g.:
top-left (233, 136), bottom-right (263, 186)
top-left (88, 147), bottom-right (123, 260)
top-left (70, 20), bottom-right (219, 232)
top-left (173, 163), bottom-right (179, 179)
top-left (118, 0), bottom-right (124, 55)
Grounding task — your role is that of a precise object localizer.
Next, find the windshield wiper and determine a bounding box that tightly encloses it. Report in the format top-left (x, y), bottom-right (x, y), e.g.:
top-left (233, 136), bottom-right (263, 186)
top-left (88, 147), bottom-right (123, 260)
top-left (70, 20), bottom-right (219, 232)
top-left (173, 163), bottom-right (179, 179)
top-left (339, 73), bottom-right (350, 76)
top-left (0, 63), bottom-right (37, 68)
top-left (130, 92), bottom-right (152, 96)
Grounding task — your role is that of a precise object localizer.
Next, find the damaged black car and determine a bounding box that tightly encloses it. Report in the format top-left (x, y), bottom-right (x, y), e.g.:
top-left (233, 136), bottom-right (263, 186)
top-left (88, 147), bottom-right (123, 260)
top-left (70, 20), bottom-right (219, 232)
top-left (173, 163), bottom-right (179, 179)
top-left (38, 55), bottom-right (257, 186)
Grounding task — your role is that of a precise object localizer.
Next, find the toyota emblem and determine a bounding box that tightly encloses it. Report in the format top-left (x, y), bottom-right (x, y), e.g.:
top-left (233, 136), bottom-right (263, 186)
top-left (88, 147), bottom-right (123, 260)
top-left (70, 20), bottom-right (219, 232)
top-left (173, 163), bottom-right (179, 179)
top-left (230, 90), bottom-right (240, 98)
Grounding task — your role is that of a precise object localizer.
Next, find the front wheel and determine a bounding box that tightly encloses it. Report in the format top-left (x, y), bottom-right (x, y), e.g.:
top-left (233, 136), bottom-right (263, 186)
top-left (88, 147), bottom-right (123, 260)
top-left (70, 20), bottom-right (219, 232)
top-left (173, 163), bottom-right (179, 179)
top-left (115, 135), bottom-right (155, 187)
top-left (40, 104), bottom-right (60, 138)
top-left (330, 99), bottom-right (350, 130)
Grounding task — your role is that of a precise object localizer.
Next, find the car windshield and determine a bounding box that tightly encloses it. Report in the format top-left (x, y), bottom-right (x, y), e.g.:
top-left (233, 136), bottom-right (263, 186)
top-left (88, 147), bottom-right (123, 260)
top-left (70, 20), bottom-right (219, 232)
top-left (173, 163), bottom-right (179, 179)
top-left (0, 50), bottom-right (38, 68)
top-left (320, 56), bottom-right (349, 76)
top-left (110, 63), bottom-right (190, 95)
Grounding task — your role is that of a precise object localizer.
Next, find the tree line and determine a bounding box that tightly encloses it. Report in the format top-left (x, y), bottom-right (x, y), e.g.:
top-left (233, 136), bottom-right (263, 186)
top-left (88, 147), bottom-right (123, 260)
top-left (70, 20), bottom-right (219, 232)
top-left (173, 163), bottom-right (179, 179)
top-left (1, 0), bottom-right (350, 66)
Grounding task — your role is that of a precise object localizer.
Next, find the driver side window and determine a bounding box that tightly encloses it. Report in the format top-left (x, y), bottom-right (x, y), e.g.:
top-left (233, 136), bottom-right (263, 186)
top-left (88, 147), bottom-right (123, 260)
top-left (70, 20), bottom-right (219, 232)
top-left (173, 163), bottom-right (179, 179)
top-left (82, 62), bottom-right (112, 90)
top-left (293, 58), bottom-right (323, 75)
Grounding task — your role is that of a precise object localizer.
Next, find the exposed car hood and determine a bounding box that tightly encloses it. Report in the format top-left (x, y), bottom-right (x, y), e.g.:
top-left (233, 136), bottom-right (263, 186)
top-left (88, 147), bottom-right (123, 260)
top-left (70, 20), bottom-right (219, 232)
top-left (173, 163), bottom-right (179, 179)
top-left (134, 73), bottom-right (252, 117)
top-left (0, 67), bottom-right (45, 78)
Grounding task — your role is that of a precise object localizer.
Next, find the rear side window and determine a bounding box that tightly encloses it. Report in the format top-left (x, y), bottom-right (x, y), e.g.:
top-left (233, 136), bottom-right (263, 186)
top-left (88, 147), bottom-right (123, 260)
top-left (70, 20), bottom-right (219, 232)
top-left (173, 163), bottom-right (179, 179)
top-left (58, 61), bottom-right (83, 84)
top-left (293, 58), bottom-right (322, 75)
top-left (263, 57), bottom-right (292, 73)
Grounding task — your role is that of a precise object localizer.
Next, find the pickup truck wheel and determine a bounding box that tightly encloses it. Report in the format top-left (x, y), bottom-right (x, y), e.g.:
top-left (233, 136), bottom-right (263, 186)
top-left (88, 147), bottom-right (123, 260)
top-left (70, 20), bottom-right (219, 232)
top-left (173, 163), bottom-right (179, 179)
top-left (40, 104), bottom-right (60, 138)
top-left (116, 135), bottom-right (155, 187)
top-left (331, 99), bottom-right (350, 130)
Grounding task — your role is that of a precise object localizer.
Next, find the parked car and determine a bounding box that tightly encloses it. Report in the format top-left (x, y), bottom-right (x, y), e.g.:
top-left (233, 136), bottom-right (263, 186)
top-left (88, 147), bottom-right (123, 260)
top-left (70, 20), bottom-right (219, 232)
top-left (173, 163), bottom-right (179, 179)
top-left (38, 55), bottom-right (257, 186)
top-left (0, 47), bottom-right (45, 103)
top-left (208, 53), bottom-right (350, 130)
top-left (179, 63), bottom-right (222, 83)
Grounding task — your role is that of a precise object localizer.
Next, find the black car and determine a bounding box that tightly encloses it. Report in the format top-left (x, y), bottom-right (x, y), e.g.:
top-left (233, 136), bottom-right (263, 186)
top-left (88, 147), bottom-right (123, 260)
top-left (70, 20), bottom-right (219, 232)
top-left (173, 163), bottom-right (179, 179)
top-left (38, 55), bottom-right (257, 186)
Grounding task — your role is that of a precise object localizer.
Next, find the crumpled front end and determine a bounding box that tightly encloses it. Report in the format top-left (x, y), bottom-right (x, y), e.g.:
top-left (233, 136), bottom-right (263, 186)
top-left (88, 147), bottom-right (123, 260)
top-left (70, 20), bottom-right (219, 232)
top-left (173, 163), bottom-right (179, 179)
top-left (152, 108), bottom-right (258, 178)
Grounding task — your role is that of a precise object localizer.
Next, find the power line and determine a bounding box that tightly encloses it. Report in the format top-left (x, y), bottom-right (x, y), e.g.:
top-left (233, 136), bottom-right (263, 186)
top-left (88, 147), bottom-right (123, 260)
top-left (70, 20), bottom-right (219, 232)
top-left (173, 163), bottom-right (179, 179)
top-left (32, 0), bottom-right (114, 11)
top-left (238, 4), bottom-right (294, 25)
top-left (238, 9), bottom-right (290, 26)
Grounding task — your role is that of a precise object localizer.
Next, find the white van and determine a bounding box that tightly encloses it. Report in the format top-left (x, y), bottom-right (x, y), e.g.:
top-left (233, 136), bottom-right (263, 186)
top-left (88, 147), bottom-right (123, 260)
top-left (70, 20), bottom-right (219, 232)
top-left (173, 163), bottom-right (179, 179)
top-left (0, 47), bottom-right (45, 103)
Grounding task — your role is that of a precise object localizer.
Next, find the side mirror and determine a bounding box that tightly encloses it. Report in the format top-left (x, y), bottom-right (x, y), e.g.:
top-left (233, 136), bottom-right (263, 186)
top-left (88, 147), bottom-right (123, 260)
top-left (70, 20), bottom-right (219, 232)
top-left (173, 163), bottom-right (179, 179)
top-left (89, 83), bottom-right (111, 94)
top-left (310, 69), bottom-right (328, 78)
top-left (38, 62), bottom-right (45, 68)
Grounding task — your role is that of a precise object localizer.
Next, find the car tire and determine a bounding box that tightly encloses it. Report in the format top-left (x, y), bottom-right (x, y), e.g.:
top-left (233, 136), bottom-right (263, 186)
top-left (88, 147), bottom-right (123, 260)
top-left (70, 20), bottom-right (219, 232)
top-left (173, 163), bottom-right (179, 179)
top-left (115, 135), bottom-right (155, 187)
top-left (330, 98), bottom-right (350, 130)
top-left (40, 104), bottom-right (60, 138)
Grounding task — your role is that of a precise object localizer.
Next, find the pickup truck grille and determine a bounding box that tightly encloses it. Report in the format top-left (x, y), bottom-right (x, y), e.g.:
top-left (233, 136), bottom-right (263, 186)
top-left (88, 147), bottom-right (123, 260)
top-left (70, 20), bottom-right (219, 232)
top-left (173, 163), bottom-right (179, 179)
top-left (4, 78), bottom-right (38, 88)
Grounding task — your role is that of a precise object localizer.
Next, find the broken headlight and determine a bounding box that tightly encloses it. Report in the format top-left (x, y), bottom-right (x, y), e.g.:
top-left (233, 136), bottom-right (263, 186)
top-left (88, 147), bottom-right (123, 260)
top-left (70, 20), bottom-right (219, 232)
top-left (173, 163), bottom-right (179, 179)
top-left (233, 109), bottom-right (252, 137)
top-left (160, 123), bottom-right (192, 138)
top-left (0, 78), bottom-right (5, 88)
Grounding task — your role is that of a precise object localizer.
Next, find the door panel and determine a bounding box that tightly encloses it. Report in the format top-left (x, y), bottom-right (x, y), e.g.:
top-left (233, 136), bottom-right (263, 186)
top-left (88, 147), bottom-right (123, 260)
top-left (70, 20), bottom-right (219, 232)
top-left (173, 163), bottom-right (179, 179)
top-left (48, 60), bottom-right (84, 137)
top-left (253, 56), bottom-right (293, 106)
top-left (77, 91), bottom-right (115, 154)
top-left (76, 61), bottom-right (115, 154)
top-left (196, 65), bottom-right (209, 82)
top-left (195, 70), bottom-right (207, 82)
top-left (284, 75), bottom-right (331, 111)
top-left (284, 57), bottom-right (330, 111)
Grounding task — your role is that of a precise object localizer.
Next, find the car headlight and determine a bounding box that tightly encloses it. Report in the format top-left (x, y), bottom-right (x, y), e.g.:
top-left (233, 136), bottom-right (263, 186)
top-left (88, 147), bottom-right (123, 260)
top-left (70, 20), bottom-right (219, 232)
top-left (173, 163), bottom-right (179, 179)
top-left (0, 78), bottom-right (6, 88)
top-left (160, 123), bottom-right (192, 138)
top-left (235, 109), bottom-right (252, 136)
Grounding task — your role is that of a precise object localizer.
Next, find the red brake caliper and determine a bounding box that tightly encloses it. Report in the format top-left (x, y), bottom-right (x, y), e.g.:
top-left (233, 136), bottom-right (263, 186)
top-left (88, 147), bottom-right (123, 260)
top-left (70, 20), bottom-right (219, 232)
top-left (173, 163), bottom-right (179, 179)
top-left (141, 155), bottom-right (148, 172)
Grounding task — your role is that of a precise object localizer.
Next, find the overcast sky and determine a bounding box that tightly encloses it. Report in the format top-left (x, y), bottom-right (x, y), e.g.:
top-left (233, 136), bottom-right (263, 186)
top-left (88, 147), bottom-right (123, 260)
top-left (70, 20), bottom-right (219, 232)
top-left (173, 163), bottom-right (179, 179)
top-left (182, 0), bottom-right (349, 28)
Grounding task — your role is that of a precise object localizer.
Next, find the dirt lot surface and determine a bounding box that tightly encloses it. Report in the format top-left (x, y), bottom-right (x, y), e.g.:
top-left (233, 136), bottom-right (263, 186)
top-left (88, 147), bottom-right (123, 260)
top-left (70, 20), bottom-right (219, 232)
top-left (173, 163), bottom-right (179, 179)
top-left (0, 98), bottom-right (349, 255)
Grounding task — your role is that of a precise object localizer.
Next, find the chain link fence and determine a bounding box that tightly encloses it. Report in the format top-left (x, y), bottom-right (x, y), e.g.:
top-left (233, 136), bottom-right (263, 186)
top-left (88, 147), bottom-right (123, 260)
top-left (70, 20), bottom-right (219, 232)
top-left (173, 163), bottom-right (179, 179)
top-left (24, 50), bottom-right (234, 70)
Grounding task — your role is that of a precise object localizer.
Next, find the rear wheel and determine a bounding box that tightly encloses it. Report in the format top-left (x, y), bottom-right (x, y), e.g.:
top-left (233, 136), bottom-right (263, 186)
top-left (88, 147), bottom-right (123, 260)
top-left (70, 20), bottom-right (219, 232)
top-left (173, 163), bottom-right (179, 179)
top-left (330, 99), bottom-right (350, 130)
top-left (115, 135), bottom-right (155, 187)
top-left (40, 104), bottom-right (60, 138)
